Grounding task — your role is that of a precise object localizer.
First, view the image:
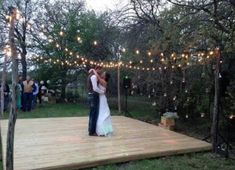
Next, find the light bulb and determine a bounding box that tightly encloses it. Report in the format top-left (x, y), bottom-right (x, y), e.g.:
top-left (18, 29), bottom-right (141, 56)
top-left (93, 41), bottom-right (98, 46)
top-left (136, 50), bottom-right (140, 55)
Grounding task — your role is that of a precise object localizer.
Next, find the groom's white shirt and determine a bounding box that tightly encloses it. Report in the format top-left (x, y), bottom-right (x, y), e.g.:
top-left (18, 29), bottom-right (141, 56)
top-left (90, 75), bottom-right (104, 94)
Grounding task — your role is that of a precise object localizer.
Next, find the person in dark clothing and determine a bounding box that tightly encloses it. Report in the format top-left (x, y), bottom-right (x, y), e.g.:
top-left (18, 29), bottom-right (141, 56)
top-left (0, 83), bottom-right (10, 111)
top-left (87, 66), bottom-right (104, 136)
top-left (32, 79), bottom-right (39, 109)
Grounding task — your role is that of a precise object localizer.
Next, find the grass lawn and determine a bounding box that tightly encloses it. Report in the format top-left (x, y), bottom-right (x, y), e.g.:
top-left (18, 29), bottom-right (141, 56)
top-left (87, 153), bottom-right (235, 170)
top-left (0, 102), bottom-right (234, 170)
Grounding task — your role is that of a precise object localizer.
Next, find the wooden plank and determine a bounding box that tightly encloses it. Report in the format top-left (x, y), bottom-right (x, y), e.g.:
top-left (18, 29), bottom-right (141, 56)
top-left (1, 116), bottom-right (211, 170)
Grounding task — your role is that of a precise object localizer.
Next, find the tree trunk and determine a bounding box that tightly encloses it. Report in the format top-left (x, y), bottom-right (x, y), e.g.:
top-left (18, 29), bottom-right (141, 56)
top-left (211, 48), bottom-right (221, 153)
top-left (61, 84), bottom-right (66, 100)
top-left (6, 7), bottom-right (18, 170)
top-left (1, 54), bottom-right (7, 116)
top-left (20, 2), bottom-right (28, 80)
top-left (21, 50), bottom-right (27, 80)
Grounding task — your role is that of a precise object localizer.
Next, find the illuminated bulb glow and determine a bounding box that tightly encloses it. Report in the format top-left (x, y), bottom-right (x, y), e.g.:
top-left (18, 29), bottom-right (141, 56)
top-left (59, 31), bottom-right (64, 36)
top-left (16, 9), bottom-right (21, 20)
top-left (93, 41), bottom-right (98, 45)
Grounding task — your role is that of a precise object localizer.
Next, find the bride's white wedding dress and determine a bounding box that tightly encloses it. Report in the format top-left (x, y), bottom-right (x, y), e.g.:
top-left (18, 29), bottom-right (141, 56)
top-left (96, 84), bottom-right (113, 136)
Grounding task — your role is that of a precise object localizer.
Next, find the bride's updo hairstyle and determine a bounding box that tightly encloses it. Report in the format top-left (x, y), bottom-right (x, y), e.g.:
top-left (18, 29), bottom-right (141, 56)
top-left (105, 72), bottom-right (111, 83)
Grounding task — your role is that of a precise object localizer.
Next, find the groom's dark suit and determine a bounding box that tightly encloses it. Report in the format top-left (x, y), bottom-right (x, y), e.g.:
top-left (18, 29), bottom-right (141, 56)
top-left (87, 73), bottom-right (104, 135)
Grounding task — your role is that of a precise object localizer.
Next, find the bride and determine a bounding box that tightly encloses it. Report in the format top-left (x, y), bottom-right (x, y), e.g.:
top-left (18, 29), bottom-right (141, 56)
top-left (90, 69), bottom-right (113, 137)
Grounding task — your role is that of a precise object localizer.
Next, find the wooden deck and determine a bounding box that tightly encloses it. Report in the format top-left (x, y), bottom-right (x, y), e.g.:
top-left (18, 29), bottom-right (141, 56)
top-left (1, 116), bottom-right (211, 170)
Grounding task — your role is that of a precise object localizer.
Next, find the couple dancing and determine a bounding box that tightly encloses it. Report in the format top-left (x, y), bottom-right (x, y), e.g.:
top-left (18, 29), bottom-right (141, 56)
top-left (87, 66), bottom-right (113, 137)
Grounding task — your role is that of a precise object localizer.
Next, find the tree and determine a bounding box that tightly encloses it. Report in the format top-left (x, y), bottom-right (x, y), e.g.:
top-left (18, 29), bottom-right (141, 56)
top-left (1, 0), bottom-right (37, 80)
top-left (31, 0), bottom-right (121, 100)
top-left (5, 6), bottom-right (18, 170)
top-left (165, 0), bottom-right (235, 153)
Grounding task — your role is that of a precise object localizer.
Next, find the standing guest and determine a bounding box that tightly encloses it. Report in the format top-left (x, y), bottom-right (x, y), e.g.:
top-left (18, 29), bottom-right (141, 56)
top-left (16, 77), bottom-right (22, 110)
top-left (32, 80), bottom-right (39, 109)
top-left (4, 83), bottom-right (10, 111)
top-left (22, 76), bottom-right (34, 112)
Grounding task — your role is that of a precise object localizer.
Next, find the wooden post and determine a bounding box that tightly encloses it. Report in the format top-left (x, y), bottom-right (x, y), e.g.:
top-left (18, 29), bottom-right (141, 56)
top-left (117, 60), bottom-right (121, 113)
top-left (211, 48), bottom-right (221, 153)
top-left (6, 7), bottom-right (18, 170)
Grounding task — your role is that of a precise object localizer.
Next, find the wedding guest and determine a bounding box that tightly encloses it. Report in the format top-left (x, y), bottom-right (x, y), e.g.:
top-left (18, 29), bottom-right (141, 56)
top-left (16, 76), bottom-right (22, 110)
top-left (32, 79), bottom-right (39, 109)
top-left (0, 82), bottom-right (10, 111)
top-left (22, 76), bottom-right (35, 112)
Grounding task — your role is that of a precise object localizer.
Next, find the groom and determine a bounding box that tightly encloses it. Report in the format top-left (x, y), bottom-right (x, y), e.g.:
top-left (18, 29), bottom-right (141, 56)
top-left (87, 66), bottom-right (105, 136)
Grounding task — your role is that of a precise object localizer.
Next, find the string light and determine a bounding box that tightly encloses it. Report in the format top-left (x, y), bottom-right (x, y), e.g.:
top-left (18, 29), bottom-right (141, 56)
top-left (59, 31), bottom-right (64, 36)
top-left (4, 45), bottom-right (11, 57)
top-left (136, 50), bottom-right (140, 55)
top-left (36, 29), bottom-right (218, 71)
top-left (93, 40), bottom-right (98, 46)
top-left (16, 9), bottom-right (21, 20)
top-left (77, 36), bottom-right (81, 42)
top-left (56, 44), bottom-right (60, 48)
top-left (5, 15), bottom-right (11, 21)
top-left (200, 113), bottom-right (205, 118)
